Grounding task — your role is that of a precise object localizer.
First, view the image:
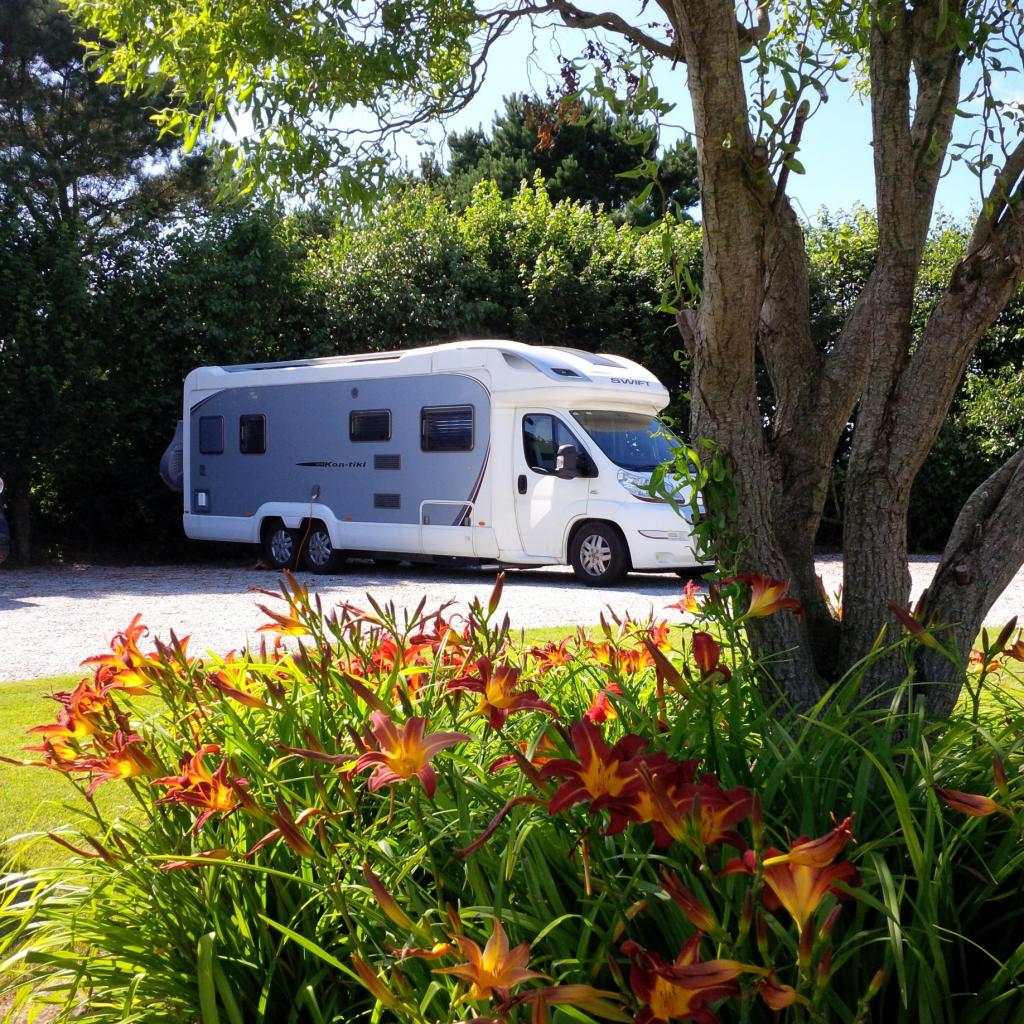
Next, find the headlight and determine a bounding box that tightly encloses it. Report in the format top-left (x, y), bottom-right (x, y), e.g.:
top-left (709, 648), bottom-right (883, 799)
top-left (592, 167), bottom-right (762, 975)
top-left (617, 470), bottom-right (663, 502)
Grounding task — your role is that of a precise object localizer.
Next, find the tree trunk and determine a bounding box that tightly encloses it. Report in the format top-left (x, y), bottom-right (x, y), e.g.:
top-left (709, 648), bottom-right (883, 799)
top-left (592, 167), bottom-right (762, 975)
top-left (12, 489), bottom-right (32, 563)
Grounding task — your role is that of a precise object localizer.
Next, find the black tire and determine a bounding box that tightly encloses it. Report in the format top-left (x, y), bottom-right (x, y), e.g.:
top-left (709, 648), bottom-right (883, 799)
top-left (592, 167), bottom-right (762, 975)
top-left (303, 521), bottom-right (344, 574)
top-left (262, 521), bottom-right (301, 571)
top-left (569, 522), bottom-right (629, 586)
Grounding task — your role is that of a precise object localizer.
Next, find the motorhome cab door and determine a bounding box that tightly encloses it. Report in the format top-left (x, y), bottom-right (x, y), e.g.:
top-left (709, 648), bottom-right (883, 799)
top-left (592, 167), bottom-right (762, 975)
top-left (513, 411), bottom-right (593, 558)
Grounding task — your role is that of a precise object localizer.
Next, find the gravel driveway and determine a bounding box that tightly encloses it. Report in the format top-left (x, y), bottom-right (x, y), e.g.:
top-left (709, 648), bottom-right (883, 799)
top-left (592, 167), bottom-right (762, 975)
top-left (1, 558), bottom-right (1023, 682)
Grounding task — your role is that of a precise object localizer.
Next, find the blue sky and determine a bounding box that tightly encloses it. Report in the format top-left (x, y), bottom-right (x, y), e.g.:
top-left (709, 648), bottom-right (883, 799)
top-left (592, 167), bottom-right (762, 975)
top-left (383, 14), bottom-right (997, 226)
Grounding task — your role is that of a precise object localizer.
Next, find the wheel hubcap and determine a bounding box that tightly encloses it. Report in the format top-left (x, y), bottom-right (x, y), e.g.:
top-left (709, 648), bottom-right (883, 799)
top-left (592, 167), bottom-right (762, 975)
top-left (308, 529), bottom-right (333, 567)
top-left (270, 530), bottom-right (294, 564)
top-left (579, 534), bottom-right (612, 576)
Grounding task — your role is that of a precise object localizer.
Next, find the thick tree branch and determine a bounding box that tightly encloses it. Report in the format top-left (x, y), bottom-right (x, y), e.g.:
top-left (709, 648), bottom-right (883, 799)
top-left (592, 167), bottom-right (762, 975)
top-left (895, 193), bottom-right (1024, 453)
top-left (969, 136), bottom-right (1024, 253)
top-left (920, 446), bottom-right (1024, 717)
top-left (544, 0), bottom-right (682, 60)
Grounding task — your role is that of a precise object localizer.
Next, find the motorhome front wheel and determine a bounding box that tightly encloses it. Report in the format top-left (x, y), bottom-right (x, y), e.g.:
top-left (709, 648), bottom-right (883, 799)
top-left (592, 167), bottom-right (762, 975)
top-left (570, 523), bottom-right (628, 587)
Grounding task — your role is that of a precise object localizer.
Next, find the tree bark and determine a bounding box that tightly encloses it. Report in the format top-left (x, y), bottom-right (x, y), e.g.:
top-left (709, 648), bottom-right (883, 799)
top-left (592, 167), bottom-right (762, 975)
top-left (520, 0), bottom-right (1024, 714)
top-left (668, 0), bottom-right (823, 708)
top-left (12, 489), bottom-right (32, 564)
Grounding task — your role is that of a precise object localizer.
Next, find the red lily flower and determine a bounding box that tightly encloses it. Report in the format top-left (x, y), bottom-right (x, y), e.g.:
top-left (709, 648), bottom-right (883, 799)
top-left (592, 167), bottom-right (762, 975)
top-left (646, 772), bottom-right (753, 850)
top-left (350, 712), bottom-right (468, 798)
top-left (433, 918), bottom-right (548, 1001)
top-left (447, 657), bottom-right (556, 730)
top-left (690, 634), bottom-right (730, 685)
top-left (541, 720), bottom-right (647, 816)
top-left (756, 974), bottom-right (808, 1010)
top-left (935, 786), bottom-right (1013, 818)
top-left (660, 870), bottom-right (720, 935)
top-left (623, 934), bottom-right (757, 1024)
top-left (733, 574), bottom-right (803, 621)
top-left (152, 745), bottom-right (259, 832)
top-left (585, 683), bottom-right (624, 724)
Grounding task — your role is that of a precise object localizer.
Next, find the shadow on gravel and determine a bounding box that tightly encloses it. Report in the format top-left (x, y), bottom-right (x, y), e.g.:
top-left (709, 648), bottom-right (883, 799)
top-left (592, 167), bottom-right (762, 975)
top-left (0, 561), bottom-right (694, 601)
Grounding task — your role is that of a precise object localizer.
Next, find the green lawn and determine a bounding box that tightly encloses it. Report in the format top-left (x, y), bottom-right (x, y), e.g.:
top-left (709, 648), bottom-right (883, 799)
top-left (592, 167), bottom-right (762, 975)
top-left (0, 675), bottom-right (133, 870)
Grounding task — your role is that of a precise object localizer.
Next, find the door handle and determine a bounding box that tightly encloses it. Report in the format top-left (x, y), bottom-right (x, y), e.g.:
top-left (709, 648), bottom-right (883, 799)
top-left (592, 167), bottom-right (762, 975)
top-left (517, 474), bottom-right (527, 494)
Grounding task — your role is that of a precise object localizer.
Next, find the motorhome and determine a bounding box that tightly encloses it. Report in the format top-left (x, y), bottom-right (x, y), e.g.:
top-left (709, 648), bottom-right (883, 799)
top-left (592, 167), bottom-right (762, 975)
top-left (170, 340), bottom-right (703, 585)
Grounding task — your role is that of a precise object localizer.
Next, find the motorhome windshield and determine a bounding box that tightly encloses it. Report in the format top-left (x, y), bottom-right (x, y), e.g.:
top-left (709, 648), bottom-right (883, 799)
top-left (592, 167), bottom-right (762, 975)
top-left (571, 411), bottom-right (676, 471)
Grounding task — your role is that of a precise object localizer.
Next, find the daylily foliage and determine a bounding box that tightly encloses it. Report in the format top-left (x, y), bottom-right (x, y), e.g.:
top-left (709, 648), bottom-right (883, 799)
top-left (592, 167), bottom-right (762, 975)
top-left (3, 570), bottom-right (1022, 1023)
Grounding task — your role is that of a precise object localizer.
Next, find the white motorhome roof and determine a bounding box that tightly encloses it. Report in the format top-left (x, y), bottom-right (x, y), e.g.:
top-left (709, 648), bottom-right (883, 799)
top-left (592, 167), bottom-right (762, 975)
top-left (186, 339), bottom-right (669, 408)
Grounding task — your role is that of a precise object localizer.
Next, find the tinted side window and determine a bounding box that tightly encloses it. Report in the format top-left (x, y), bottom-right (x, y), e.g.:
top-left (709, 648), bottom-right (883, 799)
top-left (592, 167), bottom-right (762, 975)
top-left (523, 414), bottom-right (584, 473)
top-left (198, 416), bottom-right (224, 455)
top-left (240, 414), bottom-right (266, 454)
top-left (350, 409), bottom-right (391, 443)
top-left (421, 406), bottom-right (473, 452)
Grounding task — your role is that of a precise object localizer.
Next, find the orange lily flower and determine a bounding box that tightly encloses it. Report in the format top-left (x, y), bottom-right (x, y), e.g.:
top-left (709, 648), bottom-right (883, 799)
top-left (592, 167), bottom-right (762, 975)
top-left (433, 918), bottom-right (547, 1001)
top-left (28, 679), bottom-right (111, 744)
top-left (725, 818), bottom-right (859, 933)
top-left (1007, 633), bottom-right (1024, 661)
top-left (80, 730), bottom-right (160, 795)
top-left (733, 574), bottom-right (803, 621)
top-left (623, 934), bottom-right (758, 1024)
top-left (80, 614), bottom-right (162, 693)
top-left (350, 712), bottom-right (468, 798)
top-left (529, 637), bottom-right (576, 673)
top-left (351, 955), bottom-right (404, 1012)
top-left (763, 815), bottom-right (856, 868)
top-left (541, 720), bottom-right (647, 816)
top-left (152, 745), bottom-right (258, 832)
top-left (584, 683), bottom-right (624, 724)
top-left (447, 658), bottom-right (556, 730)
top-left (646, 620), bottom-right (673, 650)
top-left (667, 579), bottom-right (702, 616)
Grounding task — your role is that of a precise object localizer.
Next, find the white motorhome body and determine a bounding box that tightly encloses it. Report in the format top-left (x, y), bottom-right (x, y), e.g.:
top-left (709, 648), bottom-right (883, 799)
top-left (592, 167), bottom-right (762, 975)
top-left (180, 340), bottom-right (703, 584)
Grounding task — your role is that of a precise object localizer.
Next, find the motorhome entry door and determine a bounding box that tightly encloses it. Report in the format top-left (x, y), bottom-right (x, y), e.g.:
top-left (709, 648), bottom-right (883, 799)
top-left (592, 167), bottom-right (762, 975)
top-left (514, 412), bottom-right (593, 558)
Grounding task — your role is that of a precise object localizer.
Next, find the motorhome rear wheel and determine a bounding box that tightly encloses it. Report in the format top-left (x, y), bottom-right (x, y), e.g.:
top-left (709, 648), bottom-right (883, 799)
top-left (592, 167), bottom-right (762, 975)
top-left (304, 522), bottom-right (344, 574)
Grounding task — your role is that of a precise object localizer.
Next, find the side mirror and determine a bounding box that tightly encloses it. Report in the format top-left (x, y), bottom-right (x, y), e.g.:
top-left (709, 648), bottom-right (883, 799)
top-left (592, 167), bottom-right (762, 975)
top-left (555, 444), bottom-right (581, 479)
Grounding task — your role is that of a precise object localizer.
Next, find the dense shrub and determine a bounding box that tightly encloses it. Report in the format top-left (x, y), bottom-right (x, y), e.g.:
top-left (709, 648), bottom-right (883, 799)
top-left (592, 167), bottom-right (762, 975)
top-left (3, 190), bottom-right (1021, 562)
top-left (2, 573), bottom-right (1022, 1023)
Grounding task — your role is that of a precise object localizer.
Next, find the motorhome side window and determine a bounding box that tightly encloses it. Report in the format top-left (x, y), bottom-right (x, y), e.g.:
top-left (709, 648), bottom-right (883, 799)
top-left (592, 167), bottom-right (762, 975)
top-left (198, 416), bottom-right (224, 454)
top-left (523, 414), bottom-right (584, 473)
top-left (421, 406), bottom-right (473, 452)
top-left (350, 410), bottom-right (391, 443)
top-left (239, 414), bottom-right (266, 454)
